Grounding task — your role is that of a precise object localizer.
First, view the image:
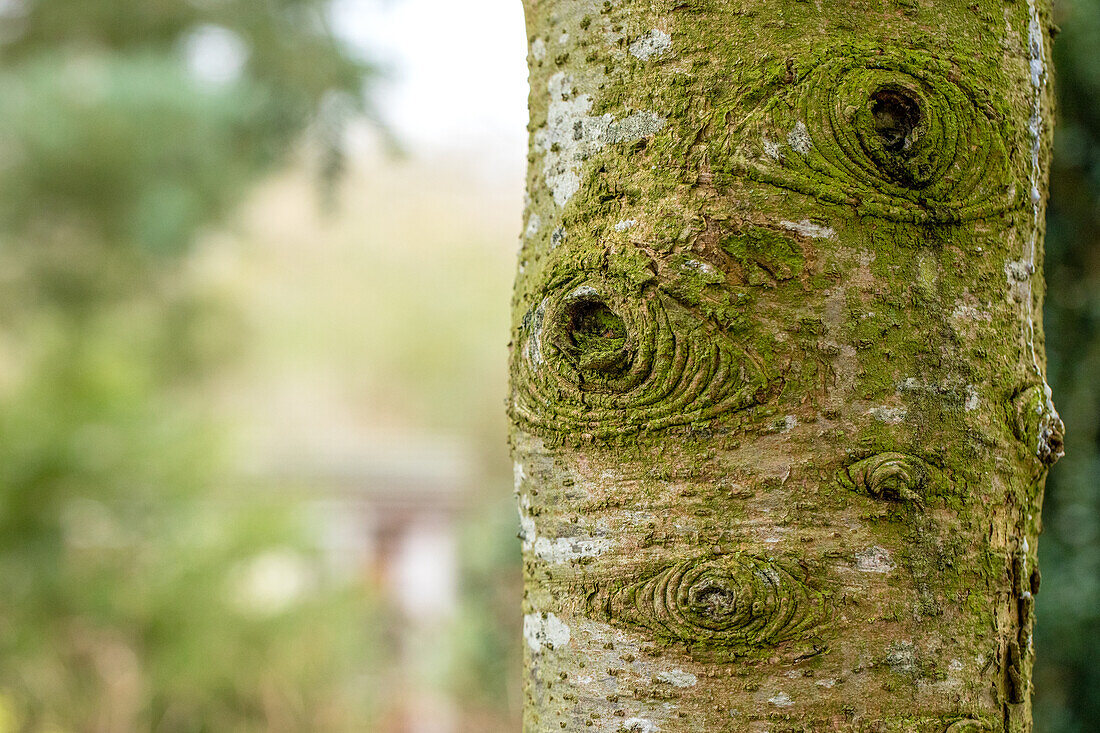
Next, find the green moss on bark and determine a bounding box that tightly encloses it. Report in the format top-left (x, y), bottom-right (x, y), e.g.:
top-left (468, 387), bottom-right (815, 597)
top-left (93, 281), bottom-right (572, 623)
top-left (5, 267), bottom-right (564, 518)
top-left (513, 0), bottom-right (1057, 730)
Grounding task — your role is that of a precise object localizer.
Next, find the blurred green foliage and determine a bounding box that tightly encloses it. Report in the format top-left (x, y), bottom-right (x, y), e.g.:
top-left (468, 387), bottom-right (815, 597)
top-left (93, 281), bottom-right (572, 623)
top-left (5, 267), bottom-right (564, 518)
top-left (0, 0), bottom-right (368, 254)
top-left (0, 1), bottom-right (381, 730)
top-left (1036, 0), bottom-right (1100, 730)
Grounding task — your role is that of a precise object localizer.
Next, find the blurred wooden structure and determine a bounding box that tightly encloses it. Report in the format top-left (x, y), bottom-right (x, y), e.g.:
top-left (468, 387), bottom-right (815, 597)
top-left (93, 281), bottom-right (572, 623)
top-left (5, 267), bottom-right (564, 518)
top-left (250, 430), bottom-right (471, 733)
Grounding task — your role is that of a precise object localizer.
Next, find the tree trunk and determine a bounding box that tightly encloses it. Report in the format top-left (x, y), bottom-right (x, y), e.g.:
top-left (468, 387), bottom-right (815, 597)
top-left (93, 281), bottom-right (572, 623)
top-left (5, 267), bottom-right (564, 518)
top-left (510, 1), bottom-right (1061, 731)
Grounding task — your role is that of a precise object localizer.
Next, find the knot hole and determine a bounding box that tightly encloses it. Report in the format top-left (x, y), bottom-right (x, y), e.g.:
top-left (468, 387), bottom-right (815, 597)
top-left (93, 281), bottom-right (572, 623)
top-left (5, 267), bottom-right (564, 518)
top-left (871, 87), bottom-right (921, 153)
top-left (556, 296), bottom-right (630, 374)
top-left (692, 582), bottom-right (738, 619)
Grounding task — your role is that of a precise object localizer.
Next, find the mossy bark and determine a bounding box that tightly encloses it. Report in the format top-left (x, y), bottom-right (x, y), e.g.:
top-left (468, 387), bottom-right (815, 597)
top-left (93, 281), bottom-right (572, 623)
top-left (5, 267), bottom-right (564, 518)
top-left (510, 1), bottom-right (1061, 731)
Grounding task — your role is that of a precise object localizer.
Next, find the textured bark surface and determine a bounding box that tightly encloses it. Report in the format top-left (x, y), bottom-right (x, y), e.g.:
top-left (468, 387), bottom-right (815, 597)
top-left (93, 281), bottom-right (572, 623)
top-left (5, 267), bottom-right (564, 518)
top-left (509, 1), bottom-right (1062, 731)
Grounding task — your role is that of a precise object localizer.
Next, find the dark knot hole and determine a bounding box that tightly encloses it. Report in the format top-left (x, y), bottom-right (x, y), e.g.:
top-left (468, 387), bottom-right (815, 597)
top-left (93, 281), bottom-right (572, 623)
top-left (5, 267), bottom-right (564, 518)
top-left (557, 297), bottom-right (629, 374)
top-left (568, 300), bottom-right (625, 349)
top-left (870, 88), bottom-right (922, 153)
top-left (694, 583), bottom-right (737, 618)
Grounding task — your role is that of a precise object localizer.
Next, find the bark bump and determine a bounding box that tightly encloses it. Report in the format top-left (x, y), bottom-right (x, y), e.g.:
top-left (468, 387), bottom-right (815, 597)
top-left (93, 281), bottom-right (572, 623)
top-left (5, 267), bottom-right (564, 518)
top-left (588, 553), bottom-right (827, 659)
top-left (512, 257), bottom-right (772, 438)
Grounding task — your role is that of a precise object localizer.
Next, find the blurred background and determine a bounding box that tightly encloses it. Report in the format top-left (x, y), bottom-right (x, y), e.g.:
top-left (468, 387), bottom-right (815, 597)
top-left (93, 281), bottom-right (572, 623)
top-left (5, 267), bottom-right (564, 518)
top-left (0, 1), bottom-right (1094, 731)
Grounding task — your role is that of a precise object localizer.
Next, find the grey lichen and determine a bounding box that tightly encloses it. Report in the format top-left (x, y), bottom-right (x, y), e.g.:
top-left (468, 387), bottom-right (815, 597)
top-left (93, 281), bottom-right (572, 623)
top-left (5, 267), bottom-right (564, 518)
top-left (534, 72), bottom-right (666, 207)
top-left (787, 121), bottom-right (812, 154)
top-left (780, 219), bottom-right (835, 239)
top-left (628, 29), bottom-right (671, 60)
top-left (524, 612), bottom-right (571, 653)
top-left (605, 112), bottom-right (666, 144)
top-left (655, 668), bottom-right (697, 687)
top-left (855, 545), bottom-right (895, 573)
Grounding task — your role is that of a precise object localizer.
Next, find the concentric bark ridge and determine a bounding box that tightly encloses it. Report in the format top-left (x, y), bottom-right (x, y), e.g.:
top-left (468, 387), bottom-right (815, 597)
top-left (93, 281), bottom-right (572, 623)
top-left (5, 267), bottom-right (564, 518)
top-left (838, 451), bottom-right (949, 505)
top-left (733, 50), bottom-right (1017, 223)
top-left (589, 554), bottom-right (826, 654)
top-left (511, 273), bottom-right (770, 438)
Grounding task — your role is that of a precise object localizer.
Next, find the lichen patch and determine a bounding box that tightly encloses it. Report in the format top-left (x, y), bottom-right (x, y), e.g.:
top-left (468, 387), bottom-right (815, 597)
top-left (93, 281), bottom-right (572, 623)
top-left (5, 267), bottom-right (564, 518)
top-left (951, 302), bottom-right (991, 322)
top-left (534, 73), bottom-right (665, 207)
top-left (767, 692), bottom-right (794, 707)
top-left (532, 534), bottom-right (611, 563)
top-left (525, 213), bottom-right (541, 239)
top-left (855, 545), bottom-right (896, 573)
top-left (868, 405), bottom-right (907, 424)
top-left (885, 641), bottom-right (918, 675)
top-left (517, 494), bottom-right (537, 550)
top-left (524, 612), bottom-right (571, 653)
top-left (762, 135), bottom-right (781, 160)
top-left (656, 669), bottom-right (697, 687)
top-left (964, 385), bottom-right (980, 412)
top-left (780, 219), bottom-right (835, 239)
top-left (628, 29), bottom-right (671, 60)
top-left (606, 112), bottom-right (666, 144)
top-left (787, 121), bottom-right (812, 154)
top-left (519, 488), bottom-right (612, 563)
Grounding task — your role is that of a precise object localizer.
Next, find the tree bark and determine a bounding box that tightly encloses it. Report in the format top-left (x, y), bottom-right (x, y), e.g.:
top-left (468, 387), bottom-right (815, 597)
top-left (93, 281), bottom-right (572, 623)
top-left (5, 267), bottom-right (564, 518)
top-left (510, 1), bottom-right (1061, 731)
